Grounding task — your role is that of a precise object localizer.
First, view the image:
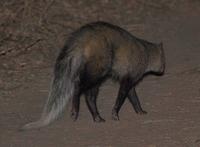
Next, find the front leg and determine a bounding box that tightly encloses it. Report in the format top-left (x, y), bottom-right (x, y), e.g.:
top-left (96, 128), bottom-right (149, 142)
top-left (112, 77), bottom-right (133, 120)
top-left (127, 87), bottom-right (147, 114)
top-left (84, 86), bottom-right (105, 122)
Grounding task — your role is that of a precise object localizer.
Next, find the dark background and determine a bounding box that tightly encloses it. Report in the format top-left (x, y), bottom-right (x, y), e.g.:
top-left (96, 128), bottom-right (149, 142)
top-left (0, 0), bottom-right (200, 147)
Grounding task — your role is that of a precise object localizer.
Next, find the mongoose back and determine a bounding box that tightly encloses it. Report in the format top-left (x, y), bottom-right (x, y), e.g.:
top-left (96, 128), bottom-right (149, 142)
top-left (21, 21), bottom-right (165, 130)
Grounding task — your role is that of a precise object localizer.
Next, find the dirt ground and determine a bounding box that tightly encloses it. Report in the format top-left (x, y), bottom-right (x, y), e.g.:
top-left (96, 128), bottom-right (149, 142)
top-left (0, 1), bottom-right (200, 147)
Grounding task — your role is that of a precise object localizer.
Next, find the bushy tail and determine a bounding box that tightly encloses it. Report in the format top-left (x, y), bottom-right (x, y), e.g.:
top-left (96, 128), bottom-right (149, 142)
top-left (20, 50), bottom-right (82, 130)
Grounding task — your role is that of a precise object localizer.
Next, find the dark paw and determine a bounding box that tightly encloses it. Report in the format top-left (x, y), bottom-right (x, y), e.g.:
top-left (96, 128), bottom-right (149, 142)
top-left (112, 111), bottom-right (119, 121)
top-left (136, 110), bottom-right (147, 115)
top-left (94, 115), bottom-right (105, 123)
top-left (71, 111), bottom-right (78, 121)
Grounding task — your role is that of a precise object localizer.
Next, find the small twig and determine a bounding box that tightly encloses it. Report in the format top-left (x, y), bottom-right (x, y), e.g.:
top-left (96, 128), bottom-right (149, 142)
top-left (0, 48), bottom-right (14, 56)
top-left (39, 0), bottom-right (55, 25)
top-left (15, 38), bottom-right (43, 56)
top-left (45, 0), bottom-right (55, 13)
top-left (22, 38), bottom-right (42, 52)
top-left (0, 39), bottom-right (43, 57)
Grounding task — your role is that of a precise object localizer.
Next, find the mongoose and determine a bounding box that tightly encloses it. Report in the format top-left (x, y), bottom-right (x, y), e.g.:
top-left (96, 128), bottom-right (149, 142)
top-left (21, 21), bottom-right (165, 130)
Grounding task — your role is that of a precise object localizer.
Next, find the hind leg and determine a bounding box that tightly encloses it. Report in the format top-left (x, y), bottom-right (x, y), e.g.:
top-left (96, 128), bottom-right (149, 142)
top-left (127, 87), bottom-right (147, 115)
top-left (85, 85), bottom-right (105, 122)
top-left (71, 83), bottom-right (81, 121)
top-left (112, 77), bottom-right (133, 120)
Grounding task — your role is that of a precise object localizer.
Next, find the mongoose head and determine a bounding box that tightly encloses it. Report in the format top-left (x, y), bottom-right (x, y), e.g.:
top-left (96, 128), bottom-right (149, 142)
top-left (146, 42), bottom-right (165, 75)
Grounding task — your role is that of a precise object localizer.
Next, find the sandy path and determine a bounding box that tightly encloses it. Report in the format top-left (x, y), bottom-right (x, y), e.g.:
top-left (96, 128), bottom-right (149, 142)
top-left (0, 2), bottom-right (200, 147)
